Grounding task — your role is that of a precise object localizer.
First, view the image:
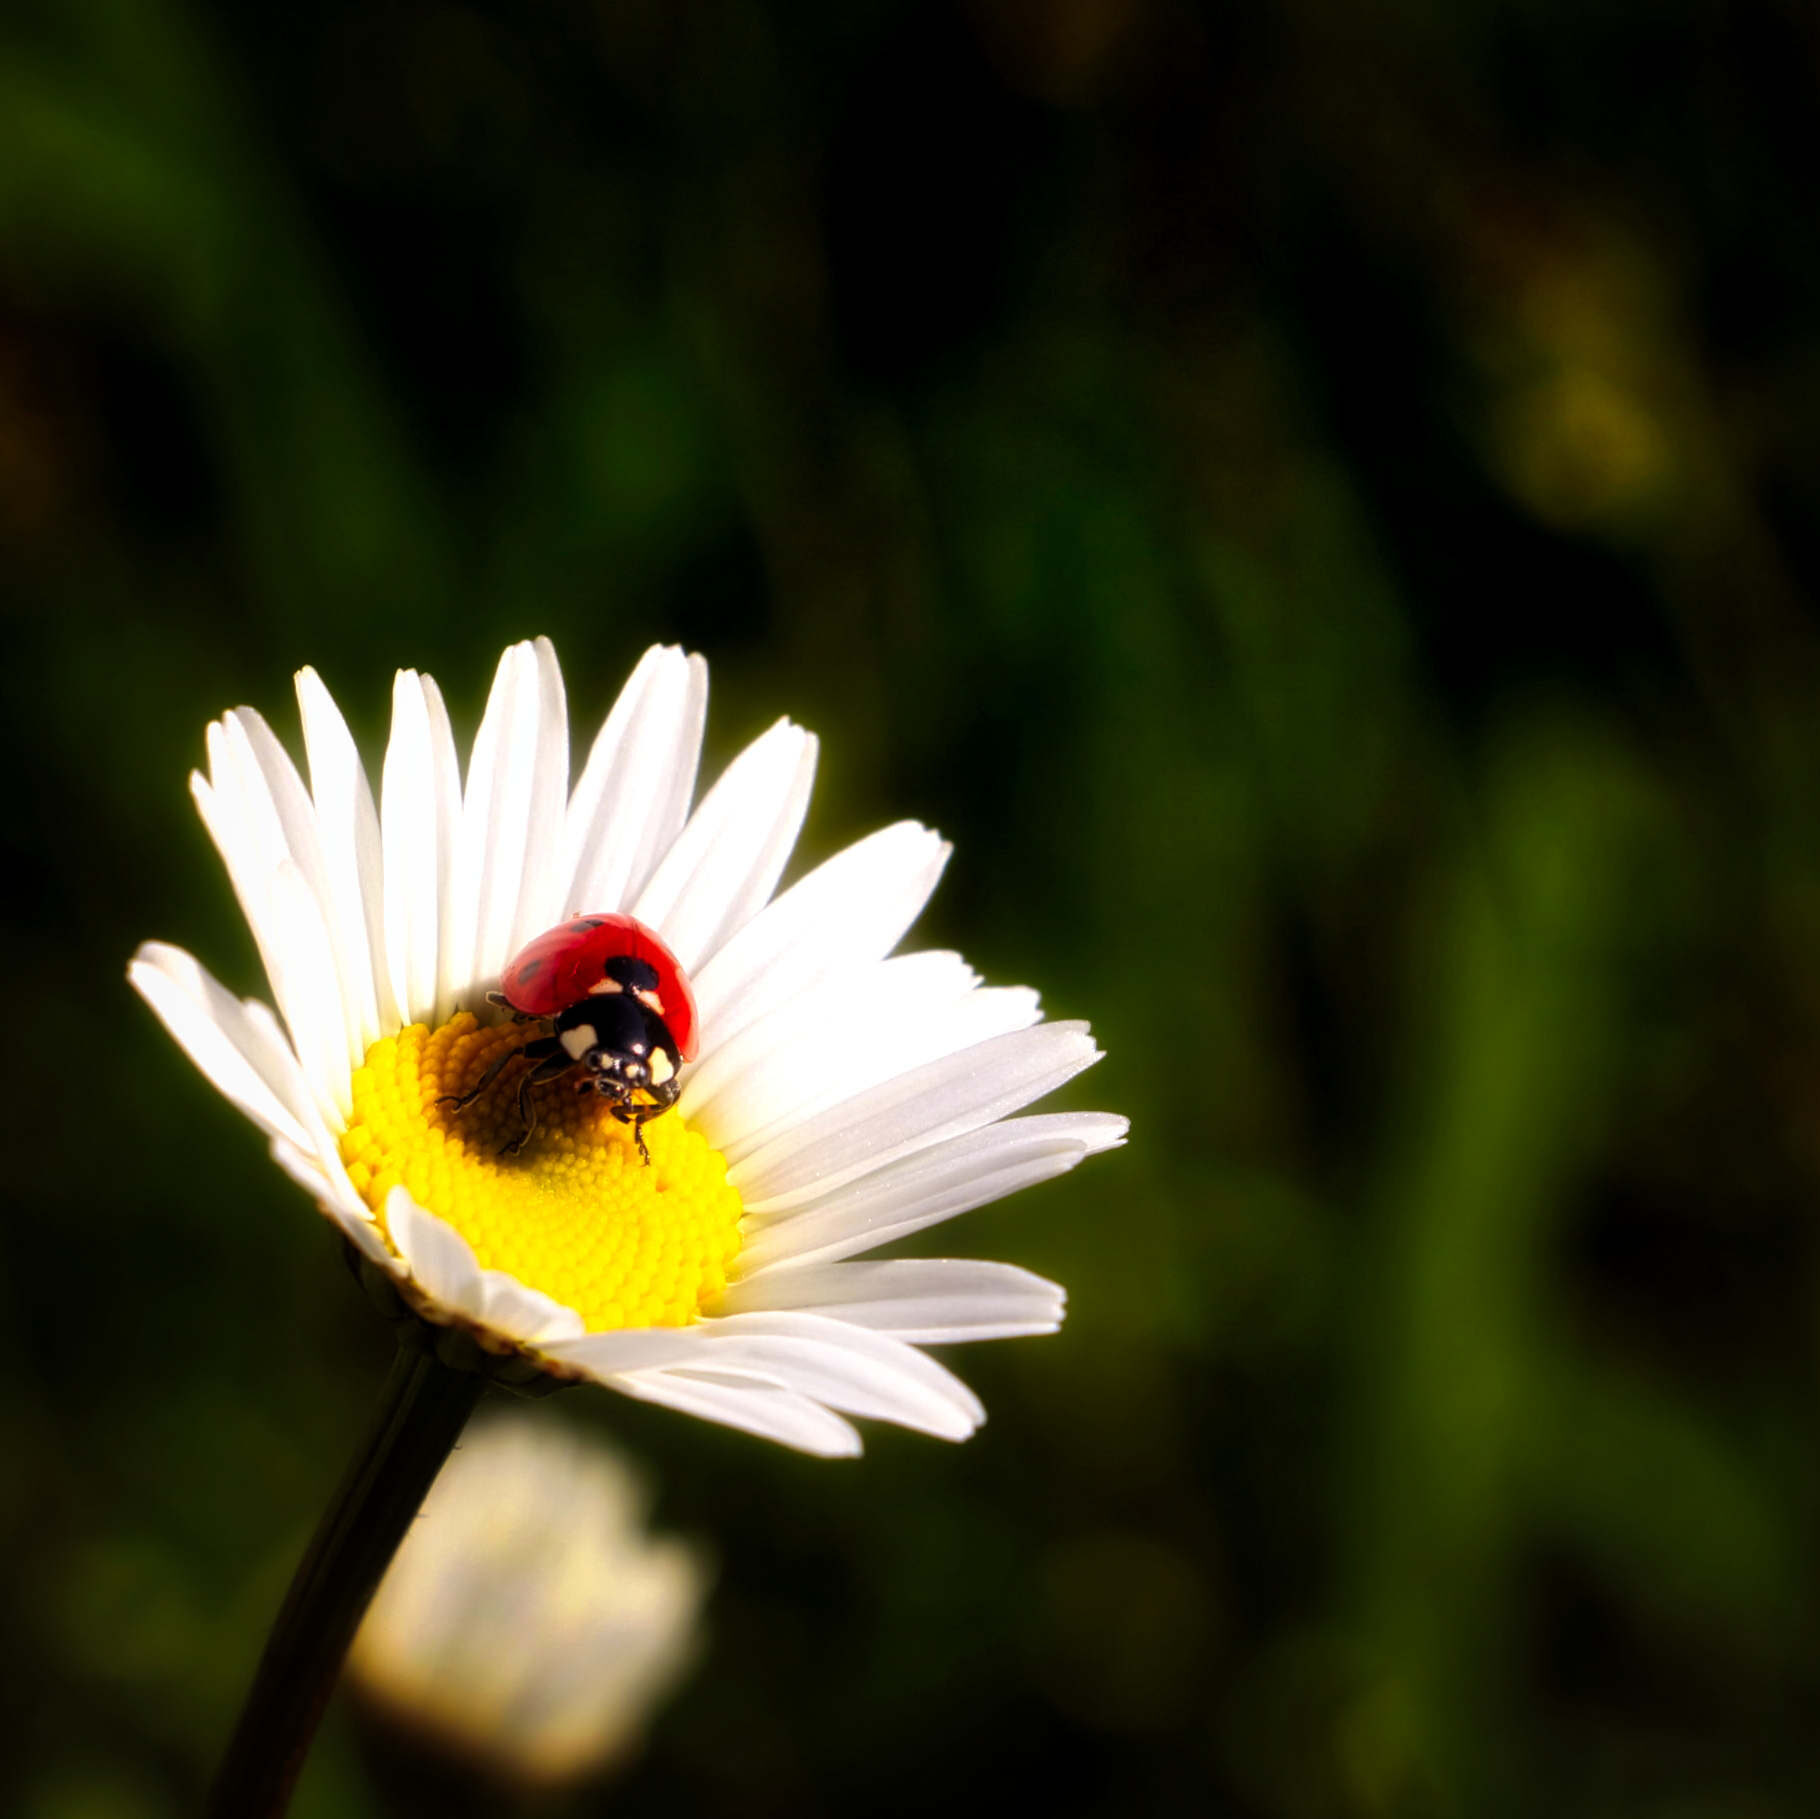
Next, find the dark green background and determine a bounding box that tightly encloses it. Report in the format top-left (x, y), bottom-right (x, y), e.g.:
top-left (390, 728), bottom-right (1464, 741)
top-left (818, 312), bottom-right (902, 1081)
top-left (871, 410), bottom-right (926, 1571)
top-left (6, 1), bottom-right (1820, 1815)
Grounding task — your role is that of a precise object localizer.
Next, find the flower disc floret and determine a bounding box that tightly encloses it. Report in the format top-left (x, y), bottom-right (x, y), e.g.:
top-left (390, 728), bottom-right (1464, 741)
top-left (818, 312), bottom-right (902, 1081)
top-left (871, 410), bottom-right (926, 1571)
top-left (338, 1014), bottom-right (743, 1331)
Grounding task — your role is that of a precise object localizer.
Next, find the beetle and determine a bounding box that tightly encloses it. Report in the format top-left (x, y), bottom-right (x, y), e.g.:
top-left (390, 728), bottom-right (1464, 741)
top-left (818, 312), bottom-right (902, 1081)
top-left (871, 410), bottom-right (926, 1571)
top-left (441, 912), bottom-right (699, 1164)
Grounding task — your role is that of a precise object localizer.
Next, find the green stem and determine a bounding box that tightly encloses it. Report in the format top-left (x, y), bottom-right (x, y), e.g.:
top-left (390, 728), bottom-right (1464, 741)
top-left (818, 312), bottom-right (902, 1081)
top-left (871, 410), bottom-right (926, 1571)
top-left (206, 1338), bottom-right (485, 1819)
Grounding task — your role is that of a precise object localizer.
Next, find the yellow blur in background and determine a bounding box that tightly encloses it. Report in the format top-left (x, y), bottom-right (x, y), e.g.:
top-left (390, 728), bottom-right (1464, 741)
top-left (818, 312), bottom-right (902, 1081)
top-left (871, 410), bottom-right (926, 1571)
top-left (349, 1413), bottom-right (708, 1791)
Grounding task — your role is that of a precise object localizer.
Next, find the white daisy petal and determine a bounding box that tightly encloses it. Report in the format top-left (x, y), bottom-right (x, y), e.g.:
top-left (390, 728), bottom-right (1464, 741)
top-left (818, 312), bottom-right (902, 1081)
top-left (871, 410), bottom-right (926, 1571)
top-left (686, 1312), bottom-right (985, 1440)
top-left (235, 856), bottom-right (355, 1124)
top-left (189, 758), bottom-right (314, 1064)
top-left (732, 1022), bottom-right (1104, 1214)
top-left (386, 1190), bottom-right (488, 1322)
top-left (128, 942), bottom-right (315, 1151)
top-left (451, 642), bottom-right (556, 996)
top-left (236, 994), bottom-right (331, 1121)
top-left (440, 646), bottom-right (507, 1000)
top-left (558, 1315), bottom-right (982, 1443)
top-left (562, 645), bottom-right (666, 908)
top-left (340, 1210), bottom-right (395, 1264)
top-left (297, 667), bottom-right (394, 1046)
top-left (717, 1259), bottom-right (1065, 1342)
top-left (188, 771), bottom-right (373, 1134)
top-left (701, 976), bottom-right (1044, 1164)
top-left (420, 677), bottom-right (466, 1025)
top-left (189, 767), bottom-right (277, 979)
top-left (268, 1138), bottom-right (392, 1260)
top-left (215, 710), bottom-right (331, 908)
top-left (218, 710), bottom-right (369, 1068)
top-left (476, 1270), bottom-right (587, 1347)
top-left (265, 1140), bottom-right (357, 1235)
top-left (677, 948), bottom-right (982, 1132)
top-left (632, 718), bottom-right (818, 974)
top-left (564, 646), bottom-right (709, 916)
top-left (378, 677), bottom-right (453, 1034)
top-left (540, 1329), bottom-right (730, 1376)
top-left (687, 821), bottom-right (952, 1049)
top-left (506, 636), bottom-right (570, 955)
top-left (231, 992), bottom-right (372, 1216)
top-left (381, 670), bottom-right (461, 1027)
top-left (736, 1112), bottom-right (1130, 1271)
top-left (606, 1368), bottom-right (862, 1457)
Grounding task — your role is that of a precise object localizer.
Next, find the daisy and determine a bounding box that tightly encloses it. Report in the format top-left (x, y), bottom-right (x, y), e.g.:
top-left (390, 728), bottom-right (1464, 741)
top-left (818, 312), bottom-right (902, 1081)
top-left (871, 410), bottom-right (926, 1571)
top-left (131, 639), bottom-right (1125, 1457)
top-left (349, 1412), bottom-right (709, 1788)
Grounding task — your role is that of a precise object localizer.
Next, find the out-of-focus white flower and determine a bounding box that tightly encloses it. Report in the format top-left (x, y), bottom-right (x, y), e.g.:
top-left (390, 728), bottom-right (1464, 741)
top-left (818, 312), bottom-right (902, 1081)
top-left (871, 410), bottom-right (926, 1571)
top-left (347, 1412), bottom-right (708, 1787)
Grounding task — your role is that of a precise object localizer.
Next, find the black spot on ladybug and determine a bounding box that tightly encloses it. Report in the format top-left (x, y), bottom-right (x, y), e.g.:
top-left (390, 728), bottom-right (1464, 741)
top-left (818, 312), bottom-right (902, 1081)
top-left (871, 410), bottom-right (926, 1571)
top-left (603, 955), bottom-right (660, 992)
top-left (516, 956), bottom-right (545, 979)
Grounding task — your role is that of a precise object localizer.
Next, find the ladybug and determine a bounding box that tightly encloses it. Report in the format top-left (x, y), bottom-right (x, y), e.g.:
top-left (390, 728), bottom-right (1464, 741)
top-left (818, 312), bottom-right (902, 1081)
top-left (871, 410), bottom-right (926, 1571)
top-left (441, 912), bottom-right (699, 1164)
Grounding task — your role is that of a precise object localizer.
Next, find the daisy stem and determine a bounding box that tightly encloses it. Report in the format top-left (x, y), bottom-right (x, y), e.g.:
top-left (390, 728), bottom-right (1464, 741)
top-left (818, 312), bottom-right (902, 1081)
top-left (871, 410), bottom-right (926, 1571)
top-left (205, 1336), bottom-right (485, 1819)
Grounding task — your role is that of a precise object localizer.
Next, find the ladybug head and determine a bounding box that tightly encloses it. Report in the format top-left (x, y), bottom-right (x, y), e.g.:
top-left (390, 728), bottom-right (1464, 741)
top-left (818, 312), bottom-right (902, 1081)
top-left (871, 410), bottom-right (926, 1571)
top-left (555, 993), bottom-right (680, 1104)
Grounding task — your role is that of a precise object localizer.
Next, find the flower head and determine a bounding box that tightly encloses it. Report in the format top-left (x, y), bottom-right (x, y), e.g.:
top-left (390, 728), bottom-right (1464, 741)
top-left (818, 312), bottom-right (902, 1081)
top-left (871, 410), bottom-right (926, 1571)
top-left (131, 640), bottom-right (1125, 1454)
top-left (348, 1411), bottom-right (708, 1788)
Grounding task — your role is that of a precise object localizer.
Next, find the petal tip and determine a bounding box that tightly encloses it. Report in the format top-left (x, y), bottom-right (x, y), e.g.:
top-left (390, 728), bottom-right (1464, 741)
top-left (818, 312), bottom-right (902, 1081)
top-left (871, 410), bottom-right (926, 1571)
top-left (1085, 1114), bottom-right (1129, 1150)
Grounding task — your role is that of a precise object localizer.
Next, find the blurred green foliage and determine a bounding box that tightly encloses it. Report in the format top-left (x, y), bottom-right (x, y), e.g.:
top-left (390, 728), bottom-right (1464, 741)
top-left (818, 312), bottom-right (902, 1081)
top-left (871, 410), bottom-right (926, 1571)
top-left (6, 1), bottom-right (1820, 1816)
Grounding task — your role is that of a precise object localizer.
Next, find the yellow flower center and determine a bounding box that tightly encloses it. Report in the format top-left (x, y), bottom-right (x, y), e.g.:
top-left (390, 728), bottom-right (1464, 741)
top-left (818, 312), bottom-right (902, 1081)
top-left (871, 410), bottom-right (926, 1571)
top-left (338, 1014), bottom-right (743, 1331)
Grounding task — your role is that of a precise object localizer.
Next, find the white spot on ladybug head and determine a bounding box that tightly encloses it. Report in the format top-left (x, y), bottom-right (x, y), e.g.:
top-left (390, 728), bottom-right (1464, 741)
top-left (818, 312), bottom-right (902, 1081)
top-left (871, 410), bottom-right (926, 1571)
top-left (647, 1046), bottom-right (675, 1087)
top-left (587, 977), bottom-right (625, 995)
top-left (559, 1024), bottom-right (598, 1061)
top-left (633, 987), bottom-right (665, 1017)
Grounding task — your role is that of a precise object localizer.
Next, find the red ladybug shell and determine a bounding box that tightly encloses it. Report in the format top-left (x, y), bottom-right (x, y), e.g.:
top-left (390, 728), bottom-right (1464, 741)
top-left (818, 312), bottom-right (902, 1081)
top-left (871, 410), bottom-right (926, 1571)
top-left (498, 912), bottom-right (699, 1060)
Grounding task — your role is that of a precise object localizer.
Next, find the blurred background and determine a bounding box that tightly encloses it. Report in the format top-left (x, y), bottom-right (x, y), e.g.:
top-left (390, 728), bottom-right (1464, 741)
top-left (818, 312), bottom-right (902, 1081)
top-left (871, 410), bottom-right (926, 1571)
top-left (5, 0), bottom-right (1820, 1814)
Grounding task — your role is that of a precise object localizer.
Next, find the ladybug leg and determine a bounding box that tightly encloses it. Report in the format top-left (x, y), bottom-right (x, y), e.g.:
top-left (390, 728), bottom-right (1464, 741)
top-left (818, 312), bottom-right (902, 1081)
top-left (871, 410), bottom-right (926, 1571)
top-left (439, 1034), bottom-right (559, 1113)
top-left (499, 1046), bottom-right (573, 1157)
top-left (604, 1077), bottom-right (680, 1168)
top-left (484, 990), bottom-right (537, 1024)
top-left (617, 1103), bottom-right (654, 1167)
top-left (600, 1098), bottom-right (654, 1167)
